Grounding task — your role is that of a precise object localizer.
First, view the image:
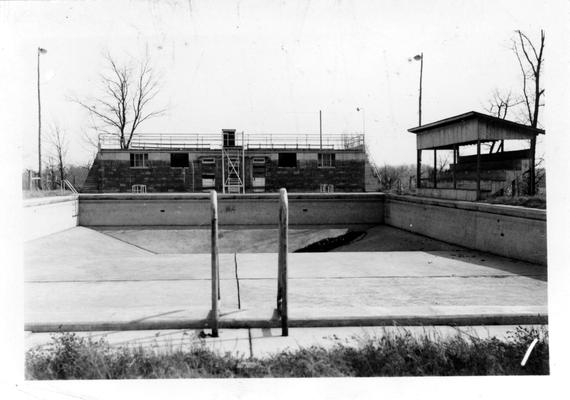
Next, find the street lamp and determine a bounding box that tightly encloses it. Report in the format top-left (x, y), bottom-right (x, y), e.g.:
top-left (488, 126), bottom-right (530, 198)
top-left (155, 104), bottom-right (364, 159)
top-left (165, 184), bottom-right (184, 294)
top-left (410, 53), bottom-right (423, 126)
top-left (356, 107), bottom-right (365, 135)
top-left (37, 47), bottom-right (47, 189)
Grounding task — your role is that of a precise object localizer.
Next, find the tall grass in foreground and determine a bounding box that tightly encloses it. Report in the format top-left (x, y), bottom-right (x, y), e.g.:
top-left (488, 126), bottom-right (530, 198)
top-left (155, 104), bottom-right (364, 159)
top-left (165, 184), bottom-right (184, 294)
top-left (25, 326), bottom-right (548, 379)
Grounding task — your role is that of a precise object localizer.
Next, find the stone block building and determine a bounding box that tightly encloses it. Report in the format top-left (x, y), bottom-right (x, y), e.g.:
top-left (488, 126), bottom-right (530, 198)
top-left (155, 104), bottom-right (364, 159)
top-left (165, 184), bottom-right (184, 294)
top-left (82, 130), bottom-right (377, 193)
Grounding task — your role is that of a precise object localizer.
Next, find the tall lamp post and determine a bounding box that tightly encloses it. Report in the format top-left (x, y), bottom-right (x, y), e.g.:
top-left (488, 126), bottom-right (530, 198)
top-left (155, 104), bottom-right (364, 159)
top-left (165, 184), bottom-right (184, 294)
top-left (411, 53), bottom-right (423, 126)
top-left (356, 107), bottom-right (365, 135)
top-left (37, 47), bottom-right (48, 189)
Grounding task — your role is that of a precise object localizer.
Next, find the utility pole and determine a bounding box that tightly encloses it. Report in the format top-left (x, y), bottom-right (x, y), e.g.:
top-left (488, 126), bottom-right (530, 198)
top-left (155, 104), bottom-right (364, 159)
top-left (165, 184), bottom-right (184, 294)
top-left (410, 53), bottom-right (423, 126)
top-left (418, 52), bottom-right (423, 126)
top-left (37, 47), bottom-right (48, 189)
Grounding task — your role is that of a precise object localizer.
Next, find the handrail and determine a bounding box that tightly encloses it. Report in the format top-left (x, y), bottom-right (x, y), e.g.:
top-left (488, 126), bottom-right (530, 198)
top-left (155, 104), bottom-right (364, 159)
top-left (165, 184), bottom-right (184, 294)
top-left (63, 179), bottom-right (79, 194)
top-left (277, 188), bottom-right (289, 336)
top-left (210, 190), bottom-right (220, 337)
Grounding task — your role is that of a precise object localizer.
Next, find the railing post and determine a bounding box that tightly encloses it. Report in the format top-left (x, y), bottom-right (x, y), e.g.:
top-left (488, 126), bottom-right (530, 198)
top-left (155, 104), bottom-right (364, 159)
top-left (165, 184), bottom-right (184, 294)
top-left (210, 190), bottom-right (220, 337)
top-left (277, 188), bottom-right (289, 336)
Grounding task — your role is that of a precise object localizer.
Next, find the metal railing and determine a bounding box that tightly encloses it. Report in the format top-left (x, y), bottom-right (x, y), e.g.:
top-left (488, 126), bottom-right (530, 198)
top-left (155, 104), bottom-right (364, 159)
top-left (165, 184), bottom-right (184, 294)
top-left (99, 133), bottom-right (365, 151)
top-left (63, 179), bottom-right (78, 194)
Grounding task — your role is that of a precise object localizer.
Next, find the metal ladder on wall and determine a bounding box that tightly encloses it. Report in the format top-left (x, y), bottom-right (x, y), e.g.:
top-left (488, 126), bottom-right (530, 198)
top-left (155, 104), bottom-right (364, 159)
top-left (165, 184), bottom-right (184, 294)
top-left (221, 130), bottom-right (245, 194)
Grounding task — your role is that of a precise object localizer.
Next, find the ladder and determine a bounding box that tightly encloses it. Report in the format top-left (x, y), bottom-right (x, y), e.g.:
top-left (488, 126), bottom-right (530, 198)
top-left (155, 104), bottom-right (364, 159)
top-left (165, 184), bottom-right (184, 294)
top-left (221, 130), bottom-right (245, 194)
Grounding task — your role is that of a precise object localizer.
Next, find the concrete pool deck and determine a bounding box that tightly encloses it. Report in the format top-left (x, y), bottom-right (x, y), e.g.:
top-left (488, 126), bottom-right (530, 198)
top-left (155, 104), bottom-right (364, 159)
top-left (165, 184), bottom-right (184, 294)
top-left (24, 226), bottom-right (547, 333)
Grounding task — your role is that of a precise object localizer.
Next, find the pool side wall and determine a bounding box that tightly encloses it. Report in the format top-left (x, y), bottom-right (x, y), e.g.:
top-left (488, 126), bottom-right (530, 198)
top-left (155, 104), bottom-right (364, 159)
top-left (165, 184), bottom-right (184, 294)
top-left (28, 193), bottom-right (546, 265)
top-left (23, 196), bottom-right (79, 241)
top-left (77, 193), bottom-right (385, 227)
top-left (384, 194), bottom-right (547, 265)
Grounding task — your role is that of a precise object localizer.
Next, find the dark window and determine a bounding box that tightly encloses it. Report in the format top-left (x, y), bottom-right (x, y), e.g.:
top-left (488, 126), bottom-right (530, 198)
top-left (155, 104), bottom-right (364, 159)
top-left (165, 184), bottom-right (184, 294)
top-left (170, 153), bottom-right (189, 168)
top-left (318, 153), bottom-right (335, 168)
top-left (278, 153), bottom-right (297, 168)
top-left (130, 153), bottom-right (148, 168)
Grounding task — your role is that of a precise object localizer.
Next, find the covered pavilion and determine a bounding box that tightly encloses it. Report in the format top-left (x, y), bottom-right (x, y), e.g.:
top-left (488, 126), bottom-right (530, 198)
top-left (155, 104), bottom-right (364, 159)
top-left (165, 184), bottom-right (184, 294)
top-left (408, 111), bottom-right (544, 201)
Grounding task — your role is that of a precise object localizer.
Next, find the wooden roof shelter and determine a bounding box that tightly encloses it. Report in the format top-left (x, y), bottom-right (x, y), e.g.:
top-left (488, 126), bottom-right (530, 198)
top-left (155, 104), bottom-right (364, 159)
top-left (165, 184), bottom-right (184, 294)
top-left (408, 111), bottom-right (545, 200)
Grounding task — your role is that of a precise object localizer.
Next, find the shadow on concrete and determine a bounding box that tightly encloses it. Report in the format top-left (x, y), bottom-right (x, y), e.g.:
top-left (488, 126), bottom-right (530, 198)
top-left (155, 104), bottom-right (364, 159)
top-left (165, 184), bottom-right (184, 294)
top-left (423, 250), bottom-right (547, 282)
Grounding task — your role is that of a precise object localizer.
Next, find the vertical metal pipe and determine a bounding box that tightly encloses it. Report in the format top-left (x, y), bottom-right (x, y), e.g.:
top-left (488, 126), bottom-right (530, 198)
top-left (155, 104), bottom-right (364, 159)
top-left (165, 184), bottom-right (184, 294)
top-left (277, 188), bottom-right (289, 336)
top-left (37, 49), bottom-right (42, 189)
top-left (416, 149), bottom-right (422, 189)
top-left (210, 190), bottom-right (219, 337)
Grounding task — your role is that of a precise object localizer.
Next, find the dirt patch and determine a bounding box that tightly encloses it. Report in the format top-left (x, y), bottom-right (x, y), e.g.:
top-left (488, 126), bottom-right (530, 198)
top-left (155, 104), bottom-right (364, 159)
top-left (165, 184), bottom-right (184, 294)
top-left (294, 231), bottom-right (366, 252)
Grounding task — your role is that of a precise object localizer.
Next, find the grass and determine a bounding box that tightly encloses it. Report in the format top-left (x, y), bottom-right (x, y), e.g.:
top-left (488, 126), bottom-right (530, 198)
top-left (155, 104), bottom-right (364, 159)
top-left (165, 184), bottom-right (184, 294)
top-left (23, 189), bottom-right (75, 199)
top-left (25, 326), bottom-right (548, 379)
top-left (481, 195), bottom-right (546, 209)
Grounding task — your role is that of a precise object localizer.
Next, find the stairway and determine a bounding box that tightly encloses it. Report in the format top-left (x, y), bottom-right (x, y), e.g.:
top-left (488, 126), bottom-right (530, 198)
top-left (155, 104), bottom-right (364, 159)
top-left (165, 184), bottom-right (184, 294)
top-left (80, 157), bottom-right (101, 193)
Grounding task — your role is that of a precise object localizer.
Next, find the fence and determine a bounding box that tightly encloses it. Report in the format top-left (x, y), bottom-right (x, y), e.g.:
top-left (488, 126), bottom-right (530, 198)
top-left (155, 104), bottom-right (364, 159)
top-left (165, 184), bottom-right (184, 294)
top-left (99, 133), bottom-right (365, 151)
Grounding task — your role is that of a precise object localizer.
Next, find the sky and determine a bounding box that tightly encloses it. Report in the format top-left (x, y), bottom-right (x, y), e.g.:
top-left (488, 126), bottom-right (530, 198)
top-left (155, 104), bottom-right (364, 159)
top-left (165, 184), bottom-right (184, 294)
top-left (1, 0), bottom-right (562, 170)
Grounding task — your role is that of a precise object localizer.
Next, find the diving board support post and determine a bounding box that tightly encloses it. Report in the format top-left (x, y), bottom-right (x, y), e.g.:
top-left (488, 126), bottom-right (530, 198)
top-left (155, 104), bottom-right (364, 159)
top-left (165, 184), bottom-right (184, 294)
top-left (277, 188), bottom-right (289, 336)
top-left (210, 190), bottom-right (220, 337)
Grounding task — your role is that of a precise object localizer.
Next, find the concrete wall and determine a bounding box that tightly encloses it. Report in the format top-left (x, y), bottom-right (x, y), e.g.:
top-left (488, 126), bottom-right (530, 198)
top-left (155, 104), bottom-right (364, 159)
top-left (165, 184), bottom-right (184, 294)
top-left (23, 196), bottom-right (79, 241)
top-left (78, 193), bottom-right (385, 227)
top-left (384, 195), bottom-right (547, 265)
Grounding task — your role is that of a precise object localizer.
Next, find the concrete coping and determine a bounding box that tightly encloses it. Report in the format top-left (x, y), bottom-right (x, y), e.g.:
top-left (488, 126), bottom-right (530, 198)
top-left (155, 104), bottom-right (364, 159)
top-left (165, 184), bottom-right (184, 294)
top-left (386, 194), bottom-right (546, 221)
top-left (23, 195), bottom-right (79, 208)
top-left (79, 192), bottom-right (387, 201)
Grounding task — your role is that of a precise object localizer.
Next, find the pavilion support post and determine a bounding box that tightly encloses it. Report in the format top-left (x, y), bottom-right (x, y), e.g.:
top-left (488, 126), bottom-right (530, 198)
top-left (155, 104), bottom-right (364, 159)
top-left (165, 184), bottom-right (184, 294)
top-left (452, 145), bottom-right (457, 190)
top-left (433, 149), bottom-right (437, 189)
top-left (476, 140), bottom-right (481, 201)
top-left (416, 149), bottom-right (422, 189)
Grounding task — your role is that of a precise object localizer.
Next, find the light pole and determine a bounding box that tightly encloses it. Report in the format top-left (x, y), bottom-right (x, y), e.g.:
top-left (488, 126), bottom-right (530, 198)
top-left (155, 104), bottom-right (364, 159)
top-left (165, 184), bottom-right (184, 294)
top-left (411, 53), bottom-right (423, 126)
top-left (37, 47), bottom-right (48, 189)
top-left (319, 110), bottom-right (322, 150)
top-left (356, 107), bottom-right (365, 135)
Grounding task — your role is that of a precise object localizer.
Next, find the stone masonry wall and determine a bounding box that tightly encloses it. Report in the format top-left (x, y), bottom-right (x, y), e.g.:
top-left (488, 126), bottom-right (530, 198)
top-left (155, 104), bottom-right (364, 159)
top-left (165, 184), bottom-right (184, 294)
top-left (90, 150), bottom-right (365, 193)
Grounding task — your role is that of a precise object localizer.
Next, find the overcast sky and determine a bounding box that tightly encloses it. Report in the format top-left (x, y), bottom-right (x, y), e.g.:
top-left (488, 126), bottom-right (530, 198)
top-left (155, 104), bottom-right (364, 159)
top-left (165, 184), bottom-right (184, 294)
top-left (0, 0), bottom-right (564, 169)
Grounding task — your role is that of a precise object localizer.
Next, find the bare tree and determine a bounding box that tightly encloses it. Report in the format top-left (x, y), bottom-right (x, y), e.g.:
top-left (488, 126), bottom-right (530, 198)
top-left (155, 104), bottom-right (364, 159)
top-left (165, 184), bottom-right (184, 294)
top-left (513, 29), bottom-right (545, 195)
top-left (484, 89), bottom-right (524, 120)
top-left (76, 53), bottom-right (165, 149)
top-left (513, 30), bottom-right (545, 128)
top-left (49, 124), bottom-right (68, 184)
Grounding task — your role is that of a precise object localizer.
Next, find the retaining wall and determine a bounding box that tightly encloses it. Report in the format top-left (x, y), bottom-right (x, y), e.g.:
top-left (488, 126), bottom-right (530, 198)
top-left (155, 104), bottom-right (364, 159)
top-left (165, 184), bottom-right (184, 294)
top-left (78, 193), bottom-right (385, 227)
top-left (23, 196), bottom-right (79, 241)
top-left (384, 195), bottom-right (547, 265)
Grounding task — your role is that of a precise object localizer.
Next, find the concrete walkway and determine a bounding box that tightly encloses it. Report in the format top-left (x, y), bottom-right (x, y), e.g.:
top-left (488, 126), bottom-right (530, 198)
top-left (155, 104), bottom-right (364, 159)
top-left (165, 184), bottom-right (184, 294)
top-left (24, 227), bottom-right (547, 333)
